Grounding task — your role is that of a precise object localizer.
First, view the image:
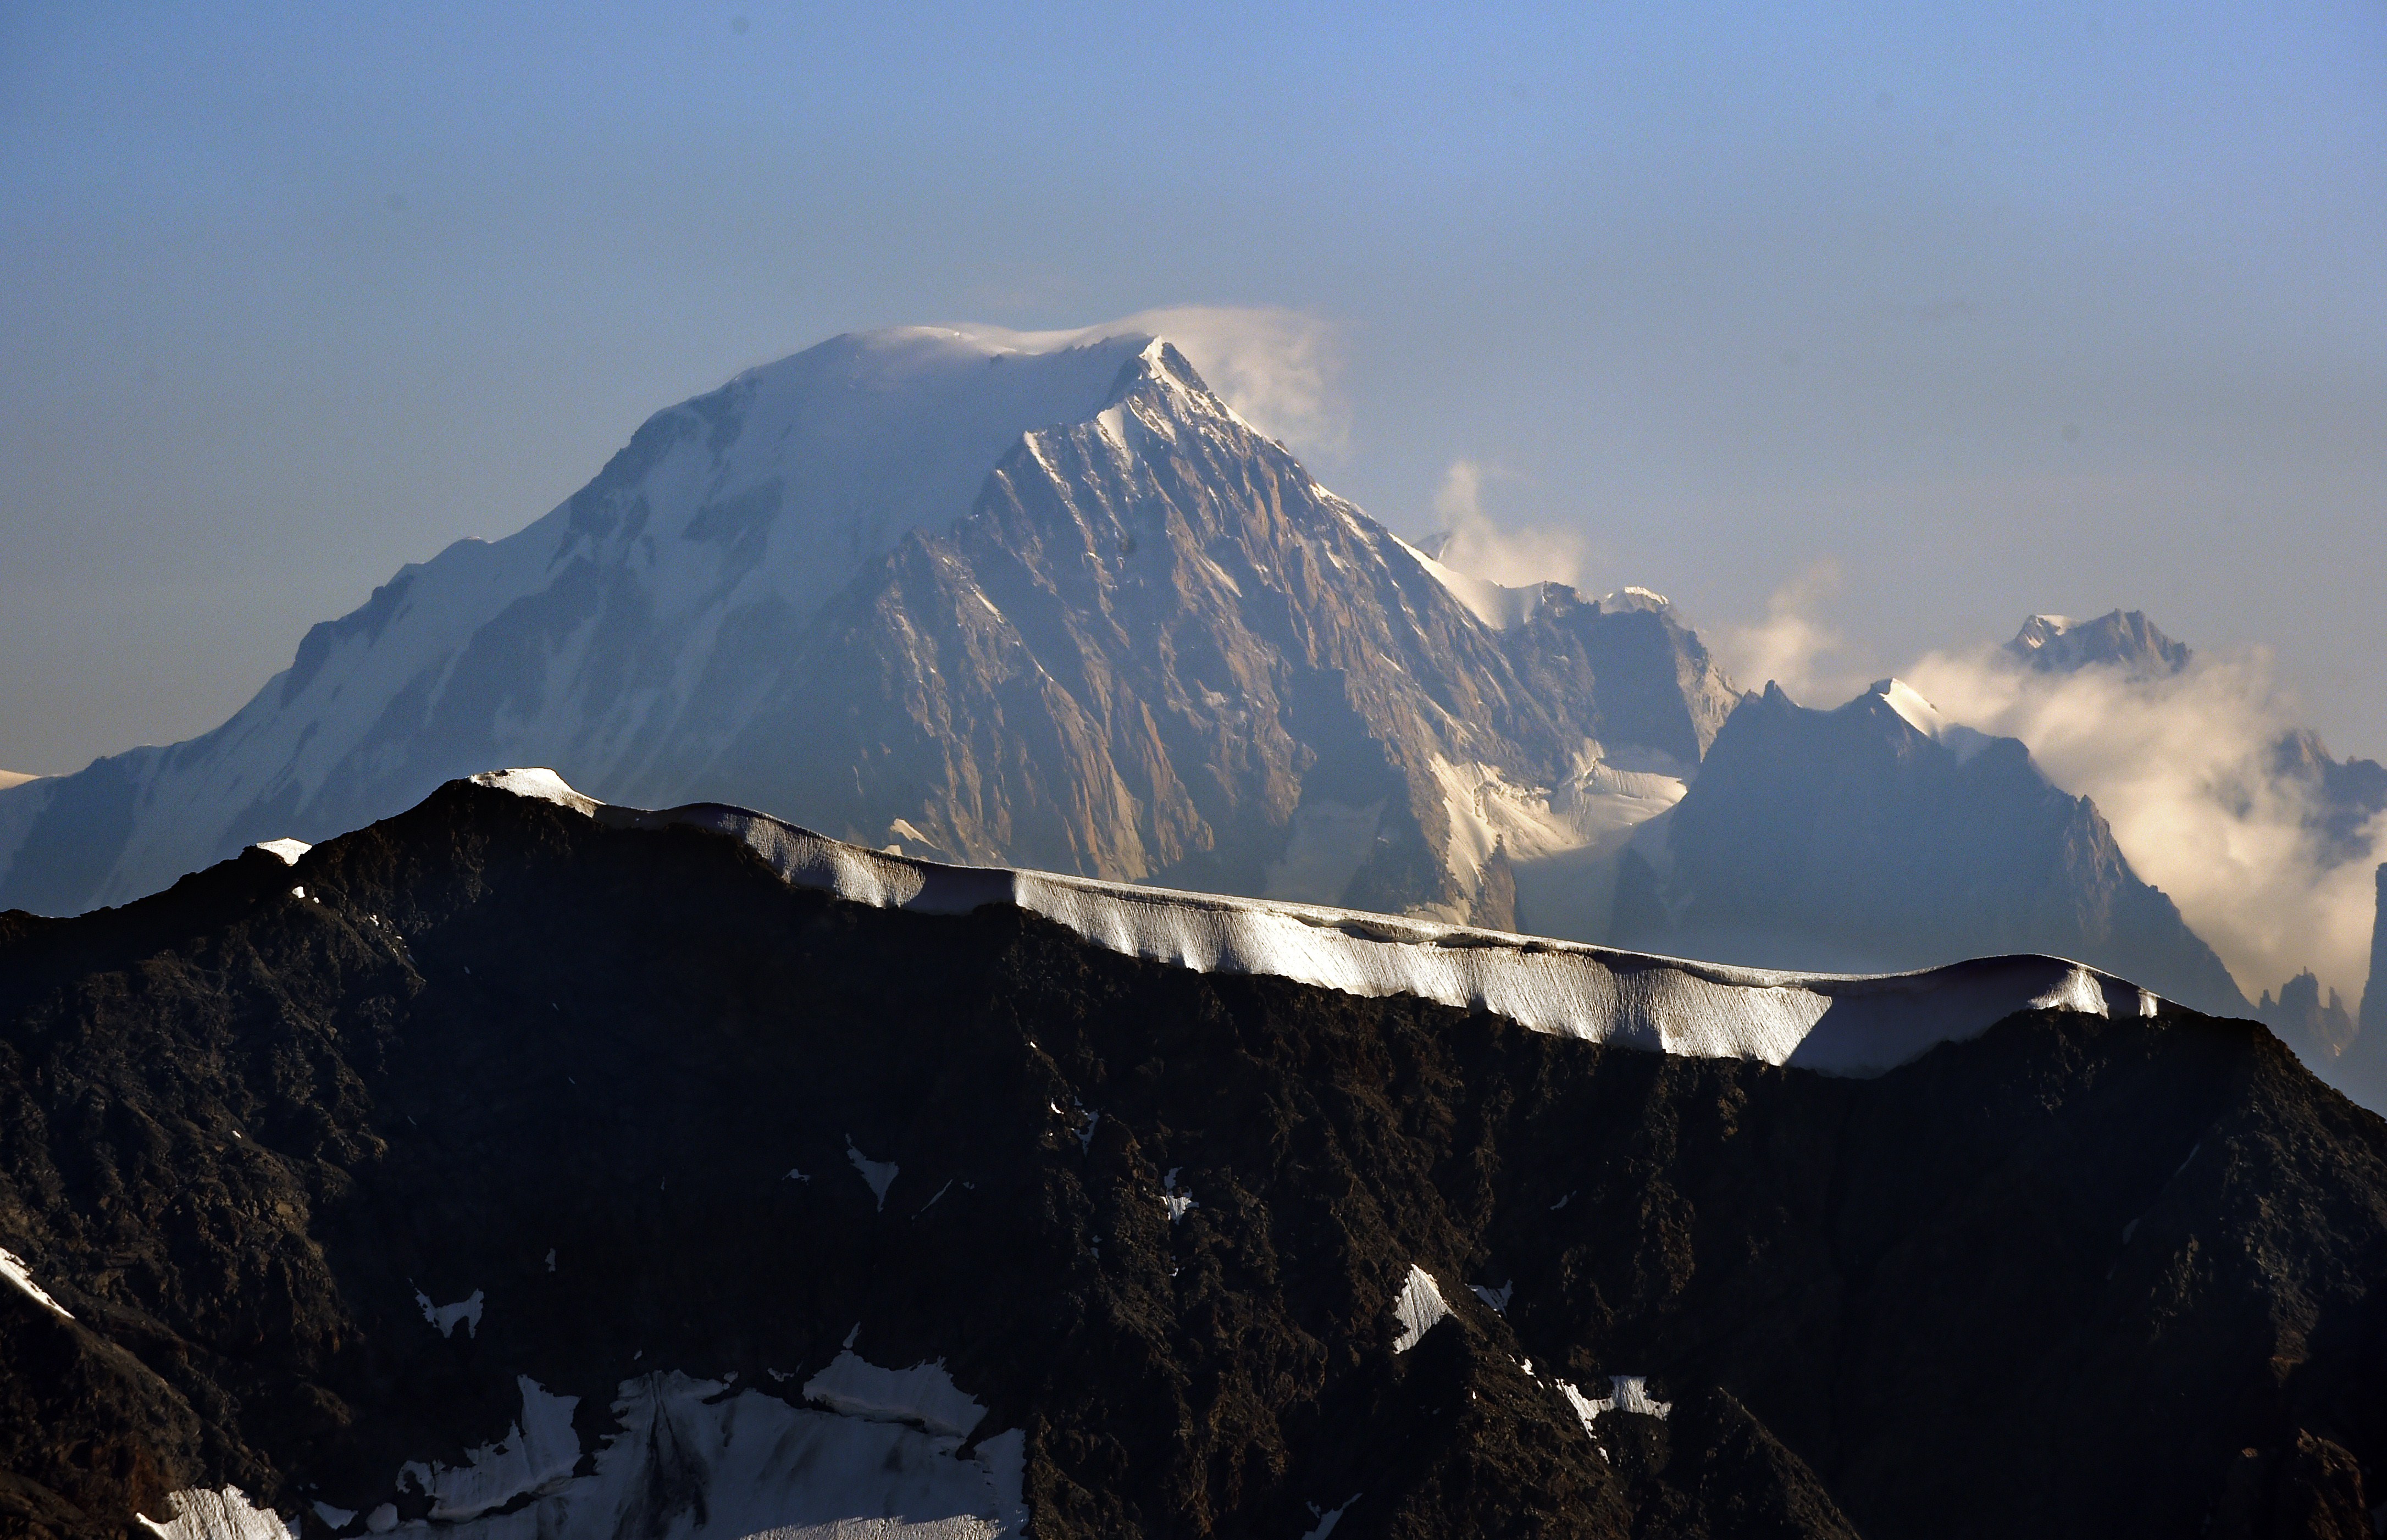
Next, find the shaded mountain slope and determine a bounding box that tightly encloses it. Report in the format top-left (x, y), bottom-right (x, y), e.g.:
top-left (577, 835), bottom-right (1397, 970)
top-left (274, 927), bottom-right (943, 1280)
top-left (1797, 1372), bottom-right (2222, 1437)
top-left (1613, 680), bottom-right (2251, 1017)
top-left (3, 777), bottom-right (2383, 1539)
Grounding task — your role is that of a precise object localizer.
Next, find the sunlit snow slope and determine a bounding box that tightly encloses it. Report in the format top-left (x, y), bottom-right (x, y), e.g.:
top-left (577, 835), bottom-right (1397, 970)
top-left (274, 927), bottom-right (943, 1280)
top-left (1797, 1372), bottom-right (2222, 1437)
top-left (476, 768), bottom-right (2166, 1079)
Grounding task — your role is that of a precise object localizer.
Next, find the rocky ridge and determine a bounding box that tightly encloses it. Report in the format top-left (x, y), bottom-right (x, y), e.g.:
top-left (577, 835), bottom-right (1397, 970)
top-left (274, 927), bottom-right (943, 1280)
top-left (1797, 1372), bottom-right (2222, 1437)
top-left (3, 774), bottom-right (2384, 1540)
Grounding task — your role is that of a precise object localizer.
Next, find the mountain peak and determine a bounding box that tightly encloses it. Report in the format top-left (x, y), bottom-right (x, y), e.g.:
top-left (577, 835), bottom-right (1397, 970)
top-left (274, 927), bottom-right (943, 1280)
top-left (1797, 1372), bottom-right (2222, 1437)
top-left (2005, 610), bottom-right (2191, 678)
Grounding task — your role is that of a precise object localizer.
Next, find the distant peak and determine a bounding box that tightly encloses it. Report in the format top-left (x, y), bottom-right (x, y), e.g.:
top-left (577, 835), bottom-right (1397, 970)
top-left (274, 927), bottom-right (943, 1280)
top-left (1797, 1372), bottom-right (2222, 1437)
top-left (2004, 609), bottom-right (2190, 679)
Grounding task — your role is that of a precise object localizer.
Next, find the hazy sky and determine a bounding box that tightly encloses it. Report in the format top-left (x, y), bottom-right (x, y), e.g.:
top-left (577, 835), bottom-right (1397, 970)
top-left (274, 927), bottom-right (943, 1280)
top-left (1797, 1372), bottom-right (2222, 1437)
top-left (3, 1), bottom-right (2382, 775)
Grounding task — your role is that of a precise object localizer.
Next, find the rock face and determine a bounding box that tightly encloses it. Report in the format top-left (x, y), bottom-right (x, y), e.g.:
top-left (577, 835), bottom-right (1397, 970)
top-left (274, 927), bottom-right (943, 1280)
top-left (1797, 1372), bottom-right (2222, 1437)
top-left (2259, 971), bottom-right (2358, 1062)
top-left (0, 328), bottom-right (1730, 930)
top-left (2266, 730), bottom-right (2387, 871)
top-left (2338, 865), bottom-right (2387, 1112)
top-left (2004, 610), bottom-right (2192, 677)
top-left (3, 777), bottom-right (2384, 1540)
top-left (2372, 865), bottom-right (2387, 1038)
top-left (1612, 679), bottom-right (2252, 1017)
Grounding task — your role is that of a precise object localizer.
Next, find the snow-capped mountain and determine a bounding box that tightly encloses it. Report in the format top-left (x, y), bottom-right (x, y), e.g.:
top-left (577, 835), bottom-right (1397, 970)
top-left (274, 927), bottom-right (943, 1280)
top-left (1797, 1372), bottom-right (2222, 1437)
top-left (1610, 677), bottom-right (2252, 1017)
top-left (2004, 608), bottom-right (2192, 677)
top-left (6, 771), bottom-right (2383, 1540)
top-left (0, 325), bottom-right (1731, 926)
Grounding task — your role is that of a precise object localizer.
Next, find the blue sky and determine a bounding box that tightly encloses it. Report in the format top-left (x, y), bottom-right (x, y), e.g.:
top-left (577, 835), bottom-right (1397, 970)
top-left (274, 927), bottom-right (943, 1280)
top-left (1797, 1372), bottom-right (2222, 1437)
top-left (3, 1), bottom-right (2382, 771)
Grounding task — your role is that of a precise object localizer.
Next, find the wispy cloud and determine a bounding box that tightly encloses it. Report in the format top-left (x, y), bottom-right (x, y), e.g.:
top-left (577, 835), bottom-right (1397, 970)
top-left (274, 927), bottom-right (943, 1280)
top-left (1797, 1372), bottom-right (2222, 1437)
top-left (1424, 459), bottom-right (1587, 589)
top-left (1710, 562), bottom-right (1859, 703)
top-left (1112, 305), bottom-right (1351, 458)
top-left (1906, 645), bottom-right (2383, 1012)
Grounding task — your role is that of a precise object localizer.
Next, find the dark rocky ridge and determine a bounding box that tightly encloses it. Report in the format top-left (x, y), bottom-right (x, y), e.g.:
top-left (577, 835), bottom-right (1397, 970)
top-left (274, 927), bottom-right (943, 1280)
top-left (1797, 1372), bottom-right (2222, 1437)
top-left (4, 780), bottom-right (2384, 1539)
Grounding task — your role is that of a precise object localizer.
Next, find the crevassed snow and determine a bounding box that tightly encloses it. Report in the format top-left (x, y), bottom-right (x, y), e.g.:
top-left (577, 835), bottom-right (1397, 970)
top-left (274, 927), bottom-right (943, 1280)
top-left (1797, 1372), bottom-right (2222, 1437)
top-left (1389, 1264), bottom-right (1451, 1353)
top-left (847, 1138), bottom-right (899, 1210)
top-left (0, 1246), bottom-right (73, 1320)
top-left (803, 1351), bottom-right (989, 1439)
top-left (415, 1287), bottom-right (484, 1338)
top-left (601, 787), bottom-right (2165, 1078)
top-left (253, 838), bottom-right (312, 866)
top-left (136, 1488), bottom-right (294, 1540)
top-left (396, 1377), bottom-right (581, 1521)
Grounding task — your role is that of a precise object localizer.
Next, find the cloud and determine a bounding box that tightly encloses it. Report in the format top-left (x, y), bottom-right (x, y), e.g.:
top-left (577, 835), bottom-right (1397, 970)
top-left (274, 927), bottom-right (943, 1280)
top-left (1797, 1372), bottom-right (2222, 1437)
top-left (1710, 562), bottom-right (1859, 703)
top-left (1109, 305), bottom-right (1351, 458)
top-left (1904, 645), bottom-right (2383, 1013)
top-left (1423, 459), bottom-right (1587, 589)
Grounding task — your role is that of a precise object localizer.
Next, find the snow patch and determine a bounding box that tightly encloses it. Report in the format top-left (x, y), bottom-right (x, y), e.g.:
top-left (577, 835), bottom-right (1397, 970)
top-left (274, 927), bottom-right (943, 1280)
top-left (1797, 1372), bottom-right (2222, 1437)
top-left (1300, 1495), bottom-right (1361, 1539)
top-left (1561, 1375), bottom-right (1672, 1433)
top-left (468, 768), bottom-right (599, 816)
top-left (1869, 679), bottom-right (1994, 764)
top-left (1470, 1281), bottom-right (1513, 1315)
top-left (847, 1137), bottom-right (899, 1210)
top-left (136, 1488), bottom-right (293, 1540)
top-left (395, 1377), bottom-right (582, 1521)
top-left (0, 1247), bottom-right (73, 1320)
top-left (253, 838), bottom-right (312, 866)
top-left (309, 1504), bottom-right (355, 1529)
top-left (391, 1371), bottom-right (1023, 1539)
top-left (1389, 1264), bottom-right (1451, 1353)
top-left (414, 1287), bottom-right (484, 1338)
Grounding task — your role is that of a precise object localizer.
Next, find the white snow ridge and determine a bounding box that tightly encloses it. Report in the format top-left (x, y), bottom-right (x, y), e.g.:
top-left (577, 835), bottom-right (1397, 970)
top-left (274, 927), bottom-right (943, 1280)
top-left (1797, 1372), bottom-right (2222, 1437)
top-left (1, 1247), bottom-right (73, 1320)
top-left (481, 773), bottom-right (2175, 1079)
top-left (1389, 1264), bottom-right (1452, 1353)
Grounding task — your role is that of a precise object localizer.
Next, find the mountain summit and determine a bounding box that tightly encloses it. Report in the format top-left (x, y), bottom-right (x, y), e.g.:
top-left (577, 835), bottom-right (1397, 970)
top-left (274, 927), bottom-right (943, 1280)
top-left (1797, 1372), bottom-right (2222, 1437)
top-left (0, 325), bottom-right (1732, 926)
top-left (2004, 610), bottom-right (2192, 677)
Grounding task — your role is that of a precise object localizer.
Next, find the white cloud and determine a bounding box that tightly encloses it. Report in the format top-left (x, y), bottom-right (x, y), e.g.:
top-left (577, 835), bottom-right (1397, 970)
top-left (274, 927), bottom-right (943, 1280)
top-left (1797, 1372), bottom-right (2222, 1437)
top-left (1905, 645), bottom-right (2383, 1012)
top-left (1108, 305), bottom-right (1351, 458)
top-left (1710, 562), bottom-right (1862, 704)
top-left (1423, 459), bottom-right (1587, 589)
